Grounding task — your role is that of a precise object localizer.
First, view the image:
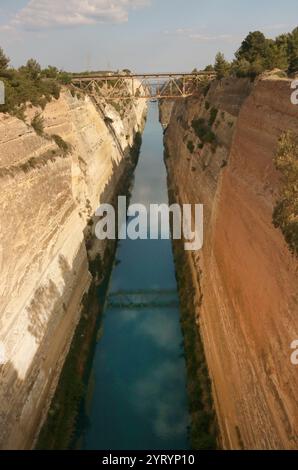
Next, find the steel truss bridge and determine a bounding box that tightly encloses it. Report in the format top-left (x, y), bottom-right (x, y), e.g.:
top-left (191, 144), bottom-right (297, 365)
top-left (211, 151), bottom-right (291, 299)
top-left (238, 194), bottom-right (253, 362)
top-left (71, 71), bottom-right (215, 100)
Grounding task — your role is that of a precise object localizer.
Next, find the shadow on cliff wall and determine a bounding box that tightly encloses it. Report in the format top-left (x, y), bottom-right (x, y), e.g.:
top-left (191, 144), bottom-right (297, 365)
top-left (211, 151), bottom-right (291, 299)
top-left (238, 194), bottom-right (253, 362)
top-left (0, 131), bottom-right (143, 450)
top-left (0, 237), bottom-right (91, 449)
top-left (0, 360), bottom-right (22, 449)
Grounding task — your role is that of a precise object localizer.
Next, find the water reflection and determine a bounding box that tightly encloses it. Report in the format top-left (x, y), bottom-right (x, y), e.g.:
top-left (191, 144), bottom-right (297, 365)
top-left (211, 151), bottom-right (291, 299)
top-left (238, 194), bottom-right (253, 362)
top-left (81, 103), bottom-right (189, 450)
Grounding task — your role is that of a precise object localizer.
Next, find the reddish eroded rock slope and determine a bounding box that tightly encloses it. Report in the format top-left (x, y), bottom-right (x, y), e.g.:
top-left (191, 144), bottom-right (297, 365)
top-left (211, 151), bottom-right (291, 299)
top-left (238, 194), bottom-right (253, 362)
top-left (162, 76), bottom-right (298, 449)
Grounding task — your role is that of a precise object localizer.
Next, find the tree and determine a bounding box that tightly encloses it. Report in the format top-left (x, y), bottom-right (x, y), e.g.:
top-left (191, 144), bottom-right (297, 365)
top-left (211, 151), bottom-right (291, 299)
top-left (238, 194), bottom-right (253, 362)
top-left (274, 33), bottom-right (290, 69)
top-left (23, 58), bottom-right (41, 80)
top-left (204, 64), bottom-right (215, 72)
top-left (275, 33), bottom-right (289, 50)
top-left (0, 47), bottom-right (10, 71)
top-left (288, 27), bottom-right (298, 74)
top-left (265, 42), bottom-right (288, 70)
top-left (249, 57), bottom-right (266, 76)
top-left (288, 55), bottom-right (298, 74)
top-left (232, 56), bottom-right (267, 78)
top-left (235, 31), bottom-right (269, 63)
top-left (231, 58), bottom-right (251, 77)
top-left (59, 72), bottom-right (71, 84)
top-left (232, 30), bottom-right (288, 76)
top-left (214, 52), bottom-right (230, 79)
top-left (42, 65), bottom-right (59, 79)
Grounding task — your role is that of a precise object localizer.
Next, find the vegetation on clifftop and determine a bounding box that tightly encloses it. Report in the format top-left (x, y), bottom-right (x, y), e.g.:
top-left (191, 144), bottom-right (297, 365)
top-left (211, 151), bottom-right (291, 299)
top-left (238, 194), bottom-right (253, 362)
top-left (212, 27), bottom-right (298, 79)
top-left (273, 132), bottom-right (298, 256)
top-left (0, 47), bottom-right (71, 117)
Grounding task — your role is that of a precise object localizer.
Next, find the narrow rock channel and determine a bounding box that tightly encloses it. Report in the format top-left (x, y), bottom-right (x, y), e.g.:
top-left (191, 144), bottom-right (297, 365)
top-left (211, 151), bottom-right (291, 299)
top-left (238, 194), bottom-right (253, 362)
top-left (75, 102), bottom-right (190, 450)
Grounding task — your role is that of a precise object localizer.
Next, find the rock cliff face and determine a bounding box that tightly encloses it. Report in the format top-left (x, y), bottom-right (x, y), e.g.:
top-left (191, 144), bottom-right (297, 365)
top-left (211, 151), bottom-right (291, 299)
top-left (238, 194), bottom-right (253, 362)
top-left (161, 76), bottom-right (298, 449)
top-left (0, 89), bottom-right (146, 449)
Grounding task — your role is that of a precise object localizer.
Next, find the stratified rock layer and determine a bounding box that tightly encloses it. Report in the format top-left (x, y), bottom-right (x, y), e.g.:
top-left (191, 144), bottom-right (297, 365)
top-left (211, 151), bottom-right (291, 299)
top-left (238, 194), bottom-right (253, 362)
top-left (162, 76), bottom-right (298, 449)
top-left (0, 90), bottom-right (146, 449)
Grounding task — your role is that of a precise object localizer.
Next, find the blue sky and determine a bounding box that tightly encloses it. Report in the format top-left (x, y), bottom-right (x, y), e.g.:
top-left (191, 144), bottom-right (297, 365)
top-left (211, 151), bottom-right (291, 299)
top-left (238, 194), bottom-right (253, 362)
top-left (0, 0), bottom-right (297, 72)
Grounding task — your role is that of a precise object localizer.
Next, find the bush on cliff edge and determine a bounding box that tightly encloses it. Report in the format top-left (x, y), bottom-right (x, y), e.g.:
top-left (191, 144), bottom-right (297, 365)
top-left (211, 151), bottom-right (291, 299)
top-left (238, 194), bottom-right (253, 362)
top-left (0, 48), bottom-right (72, 117)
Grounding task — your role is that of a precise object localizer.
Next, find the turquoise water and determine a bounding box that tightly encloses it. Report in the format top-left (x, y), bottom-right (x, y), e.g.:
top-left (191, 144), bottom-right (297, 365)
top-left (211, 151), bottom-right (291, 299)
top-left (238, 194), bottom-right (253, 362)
top-left (81, 103), bottom-right (190, 450)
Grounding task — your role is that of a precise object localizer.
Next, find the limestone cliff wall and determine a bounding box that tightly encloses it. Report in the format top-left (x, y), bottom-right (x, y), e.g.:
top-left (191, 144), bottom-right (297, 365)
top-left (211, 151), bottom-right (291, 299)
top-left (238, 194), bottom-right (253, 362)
top-left (162, 76), bottom-right (298, 449)
top-left (0, 89), bottom-right (146, 449)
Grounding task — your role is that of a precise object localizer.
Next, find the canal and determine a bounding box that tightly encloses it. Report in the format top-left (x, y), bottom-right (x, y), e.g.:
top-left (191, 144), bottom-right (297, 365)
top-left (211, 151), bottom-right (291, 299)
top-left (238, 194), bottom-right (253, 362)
top-left (80, 102), bottom-right (190, 450)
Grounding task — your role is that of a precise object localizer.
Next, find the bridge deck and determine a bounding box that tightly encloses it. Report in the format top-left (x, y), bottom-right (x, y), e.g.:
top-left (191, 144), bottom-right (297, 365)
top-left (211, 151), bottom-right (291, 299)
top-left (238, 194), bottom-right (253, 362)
top-left (71, 71), bottom-right (216, 99)
top-left (72, 71), bottom-right (215, 81)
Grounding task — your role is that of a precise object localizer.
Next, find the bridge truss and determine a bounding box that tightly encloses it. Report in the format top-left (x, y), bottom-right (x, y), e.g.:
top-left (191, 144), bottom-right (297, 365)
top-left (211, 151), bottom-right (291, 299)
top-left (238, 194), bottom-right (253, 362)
top-left (71, 72), bottom-right (215, 100)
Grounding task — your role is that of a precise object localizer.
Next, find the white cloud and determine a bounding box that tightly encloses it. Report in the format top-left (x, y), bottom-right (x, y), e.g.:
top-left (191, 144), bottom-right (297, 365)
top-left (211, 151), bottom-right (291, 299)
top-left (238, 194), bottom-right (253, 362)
top-left (175, 28), bottom-right (192, 35)
top-left (190, 33), bottom-right (233, 41)
top-left (0, 24), bottom-right (13, 32)
top-left (164, 28), bottom-right (234, 43)
top-left (163, 27), bottom-right (193, 36)
top-left (8, 0), bottom-right (150, 30)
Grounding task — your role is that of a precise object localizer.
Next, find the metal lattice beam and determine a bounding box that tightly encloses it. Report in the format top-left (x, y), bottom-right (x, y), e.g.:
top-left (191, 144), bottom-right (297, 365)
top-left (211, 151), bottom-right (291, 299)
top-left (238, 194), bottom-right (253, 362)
top-left (71, 71), bottom-right (215, 100)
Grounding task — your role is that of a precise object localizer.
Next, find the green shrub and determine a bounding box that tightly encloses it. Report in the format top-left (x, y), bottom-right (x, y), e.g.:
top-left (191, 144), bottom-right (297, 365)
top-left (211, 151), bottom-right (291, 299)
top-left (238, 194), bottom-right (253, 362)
top-left (187, 140), bottom-right (195, 153)
top-left (12, 104), bottom-right (26, 121)
top-left (0, 48), bottom-right (70, 116)
top-left (210, 27), bottom-right (298, 79)
top-left (191, 118), bottom-right (217, 145)
top-left (209, 107), bottom-right (218, 126)
top-left (58, 72), bottom-right (72, 85)
top-left (21, 59), bottom-right (41, 80)
top-left (52, 134), bottom-right (71, 154)
top-left (41, 66), bottom-right (59, 79)
top-left (0, 47), bottom-right (10, 70)
top-left (0, 70), bottom-right (61, 115)
top-left (214, 52), bottom-right (230, 79)
top-left (31, 112), bottom-right (45, 136)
